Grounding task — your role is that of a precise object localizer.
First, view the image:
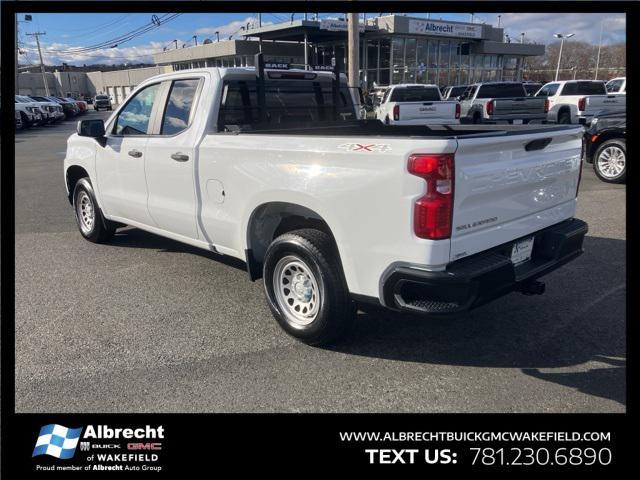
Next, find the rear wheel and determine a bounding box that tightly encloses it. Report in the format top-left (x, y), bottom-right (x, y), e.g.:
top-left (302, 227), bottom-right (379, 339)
top-left (558, 111), bottom-right (571, 124)
top-left (263, 228), bottom-right (355, 346)
top-left (72, 178), bottom-right (116, 243)
top-left (593, 139), bottom-right (626, 183)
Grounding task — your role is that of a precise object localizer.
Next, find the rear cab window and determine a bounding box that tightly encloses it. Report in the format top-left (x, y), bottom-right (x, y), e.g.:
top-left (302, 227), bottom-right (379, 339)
top-left (477, 83), bottom-right (526, 98)
top-left (560, 81), bottom-right (607, 96)
top-left (389, 87), bottom-right (441, 102)
top-left (218, 77), bottom-right (356, 130)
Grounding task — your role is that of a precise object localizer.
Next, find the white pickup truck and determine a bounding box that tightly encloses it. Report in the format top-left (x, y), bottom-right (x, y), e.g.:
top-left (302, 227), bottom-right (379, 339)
top-left (375, 84), bottom-right (460, 125)
top-left (64, 65), bottom-right (588, 345)
top-left (458, 82), bottom-right (548, 124)
top-left (535, 80), bottom-right (626, 125)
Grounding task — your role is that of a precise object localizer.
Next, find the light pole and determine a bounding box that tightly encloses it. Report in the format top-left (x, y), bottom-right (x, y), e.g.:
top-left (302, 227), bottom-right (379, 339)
top-left (554, 33), bottom-right (574, 81)
top-left (595, 21), bottom-right (604, 79)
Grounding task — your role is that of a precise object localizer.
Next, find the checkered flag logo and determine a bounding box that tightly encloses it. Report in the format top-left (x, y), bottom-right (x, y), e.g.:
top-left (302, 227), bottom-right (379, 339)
top-left (32, 424), bottom-right (83, 459)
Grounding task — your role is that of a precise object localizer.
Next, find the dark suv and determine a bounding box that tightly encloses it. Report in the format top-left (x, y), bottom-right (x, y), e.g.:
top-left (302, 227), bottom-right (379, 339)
top-left (93, 94), bottom-right (112, 111)
top-left (584, 111), bottom-right (626, 183)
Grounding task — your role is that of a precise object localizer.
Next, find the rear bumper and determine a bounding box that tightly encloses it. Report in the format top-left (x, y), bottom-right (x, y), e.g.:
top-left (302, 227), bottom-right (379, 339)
top-left (381, 218), bottom-right (588, 316)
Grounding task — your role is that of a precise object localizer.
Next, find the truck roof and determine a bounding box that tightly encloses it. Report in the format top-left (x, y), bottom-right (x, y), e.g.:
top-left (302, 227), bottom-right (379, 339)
top-left (137, 67), bottom-right (345, 83)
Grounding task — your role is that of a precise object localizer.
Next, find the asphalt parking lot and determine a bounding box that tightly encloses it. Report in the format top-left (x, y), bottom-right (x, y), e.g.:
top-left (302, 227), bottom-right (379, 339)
top-left (15, 111), bottom-right (625, 413)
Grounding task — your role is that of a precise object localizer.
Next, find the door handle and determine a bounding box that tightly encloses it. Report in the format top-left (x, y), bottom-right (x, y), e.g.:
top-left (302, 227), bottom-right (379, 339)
top-left (171, 152), bottom-right (189, 162)
top-left (128, 149), bottom-right (143, 158)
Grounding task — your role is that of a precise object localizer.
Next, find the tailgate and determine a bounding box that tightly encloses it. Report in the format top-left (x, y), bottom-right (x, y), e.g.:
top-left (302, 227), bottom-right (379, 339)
top-left (397, 101), bottom-right (457, 121)
top-left (585, 95), bottom-right (626, 114)
top-left (492, 97), bottom-right (545, 116)
top-left (449, 126), bottom-right (583, 262)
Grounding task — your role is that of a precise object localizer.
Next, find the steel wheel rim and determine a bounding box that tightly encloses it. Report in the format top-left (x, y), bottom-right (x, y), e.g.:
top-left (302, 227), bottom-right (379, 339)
top-left (273, 255), bottom-right (321, 327)
top-left (597, 146), bottom-right (625, 178)
top-left (76, 191), bottom-right (95, 234)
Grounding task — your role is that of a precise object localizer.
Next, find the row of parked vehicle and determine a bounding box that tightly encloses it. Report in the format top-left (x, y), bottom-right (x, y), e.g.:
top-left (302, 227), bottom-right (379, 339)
top-left (14, 94), bottom-right (113, 130)
top-left (364, 77), bottom-right (625, 183)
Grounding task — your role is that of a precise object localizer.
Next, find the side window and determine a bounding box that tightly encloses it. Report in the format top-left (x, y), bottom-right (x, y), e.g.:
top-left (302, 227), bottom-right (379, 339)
top-left (114, 83), bottom-right (160, 135)
top-left (160, 79), bottom-right (201, 135)
top-left (538, 83), bottom-right (559, 96)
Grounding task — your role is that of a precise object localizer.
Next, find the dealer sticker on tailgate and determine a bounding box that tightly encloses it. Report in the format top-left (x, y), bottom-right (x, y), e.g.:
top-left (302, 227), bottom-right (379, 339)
top-left (511, 237), bottom-right (535, 266)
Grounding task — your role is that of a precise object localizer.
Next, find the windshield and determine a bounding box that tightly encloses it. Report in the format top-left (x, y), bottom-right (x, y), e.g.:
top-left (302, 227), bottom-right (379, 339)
top-left (96, 95), bottom-right (109, 100)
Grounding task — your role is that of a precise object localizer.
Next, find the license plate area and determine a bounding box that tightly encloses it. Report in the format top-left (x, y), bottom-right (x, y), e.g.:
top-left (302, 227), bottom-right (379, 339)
top-left (511, 236), bottom-right (535, 266)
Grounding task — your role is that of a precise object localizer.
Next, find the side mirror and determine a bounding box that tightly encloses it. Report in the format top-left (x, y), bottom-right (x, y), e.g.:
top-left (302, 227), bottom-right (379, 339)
top-left (77, 119), bottom-right (106, 146)
top-left (456, 95), bottom-right (464, 102)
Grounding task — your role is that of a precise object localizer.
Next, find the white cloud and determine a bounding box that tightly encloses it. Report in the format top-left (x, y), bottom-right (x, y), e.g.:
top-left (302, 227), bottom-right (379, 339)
top-left (20, 40), bottom-right (180, 66)
top-left (496, 13), bottom-right (625, 45)
top-left (195, 16), bottom-right (272, 40)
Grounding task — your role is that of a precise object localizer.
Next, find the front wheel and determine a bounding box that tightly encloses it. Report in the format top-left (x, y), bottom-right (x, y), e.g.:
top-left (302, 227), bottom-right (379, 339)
top-left (593, 139), bottom-right (626, 183)
top-left (263, 229), bottom-right (355, 346)
top-left (72, 178), bottom-right (117, 242)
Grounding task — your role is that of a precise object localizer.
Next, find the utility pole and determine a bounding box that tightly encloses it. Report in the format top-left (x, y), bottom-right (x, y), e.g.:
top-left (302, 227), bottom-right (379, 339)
top-left (26, 31), bottom-right (50, 96)
top-left (347, 11), bottom-right (360, 111)
top-left (595, 21), bottom-right (604, 79)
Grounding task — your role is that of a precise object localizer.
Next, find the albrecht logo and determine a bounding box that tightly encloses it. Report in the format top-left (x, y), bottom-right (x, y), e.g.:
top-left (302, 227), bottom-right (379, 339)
top-left (33, 425), bottom-right (83, 459)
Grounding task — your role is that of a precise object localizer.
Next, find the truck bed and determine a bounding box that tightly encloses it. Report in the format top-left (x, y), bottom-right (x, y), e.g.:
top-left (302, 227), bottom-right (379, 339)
top-left (222, 119), bottom-right (579, 139)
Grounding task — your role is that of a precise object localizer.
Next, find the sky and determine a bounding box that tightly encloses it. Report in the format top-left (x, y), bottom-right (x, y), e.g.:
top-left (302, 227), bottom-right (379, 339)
top-left (17, 12), bottom-right (626, 66)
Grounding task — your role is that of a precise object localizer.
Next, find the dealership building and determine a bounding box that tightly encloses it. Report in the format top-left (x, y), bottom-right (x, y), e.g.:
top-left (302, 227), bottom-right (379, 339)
top-left (17, 15), bottom-right (545, 102)
top-left (153, 15), bottom-right (546, 88)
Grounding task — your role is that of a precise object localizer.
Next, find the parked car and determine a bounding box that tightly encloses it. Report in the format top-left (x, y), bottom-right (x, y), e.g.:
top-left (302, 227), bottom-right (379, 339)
top-left (605, 77), bottom-right (626, 94)
top-left (48, 96), bottom-right (80, 119)
top-left (522, 82), bottom-right (543, 96)
top-left (93, 94), bottom-right (113, 111)
top-left (67, 97), bottom-right (88, 114)
top-left (26, 95), bottom-right (65, 122)
top-left (14, 97), bottom-right (44, 127)
top-left (584, 111), bottom-right (626, 183)
top-left (375, 84), bottom-right (460, 125)
top-left (458, 82), bottom-right (547, 124)
top-left (535, 80), bottom-right (626, 125)
top-left (441, 85), bottom-right (468, 100)
top-left (64, 66), bottom-right (588, 345)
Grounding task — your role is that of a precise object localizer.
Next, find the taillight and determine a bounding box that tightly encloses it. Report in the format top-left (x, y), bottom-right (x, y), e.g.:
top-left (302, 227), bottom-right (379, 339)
top-left (578, 97), bottom-right (586, 111)
top-left (408, 154), bottom-right (455, 240)
top-left (544, 98), bottom-right (550, 113)
top-left (393, 104), bottom-right (400, 121)
top-left (486, 100), bottom-right (494, 116)
top-left (455, 102), bottom-right (461, 119)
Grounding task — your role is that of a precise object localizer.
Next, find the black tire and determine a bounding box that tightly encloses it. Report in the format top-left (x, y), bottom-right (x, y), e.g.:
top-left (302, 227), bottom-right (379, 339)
top-left (20, 112), bottom-right (31, 128)
top-left (72, 178), bottom-right (116, 243)
top-left (472, 112), bottom-right (482, 124)
top-left (263, 228), bottom-right (355, 346)
top-left (558, 111), bottom-right (571, 124)
top-left (107, 107), bottom-right (112, 111)
top-left (593, 139), bottom-right (626, 183)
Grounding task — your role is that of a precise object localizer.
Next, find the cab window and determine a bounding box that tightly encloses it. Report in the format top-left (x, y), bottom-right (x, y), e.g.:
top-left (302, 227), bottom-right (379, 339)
top-left (114, 83), bottom-right (161, 135)
top-left (160, 79), bottom-right (201, 135)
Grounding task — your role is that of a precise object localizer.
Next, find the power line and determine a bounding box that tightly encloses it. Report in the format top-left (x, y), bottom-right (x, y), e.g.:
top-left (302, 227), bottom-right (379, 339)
top-left (46, 13), bottom-right (181, 54)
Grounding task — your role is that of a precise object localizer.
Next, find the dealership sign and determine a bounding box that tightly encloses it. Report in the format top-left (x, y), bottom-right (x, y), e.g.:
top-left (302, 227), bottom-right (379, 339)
top-left (408, 19), bottom-right (483, 39)
top-left (320, 19), bottom-right (365, 32)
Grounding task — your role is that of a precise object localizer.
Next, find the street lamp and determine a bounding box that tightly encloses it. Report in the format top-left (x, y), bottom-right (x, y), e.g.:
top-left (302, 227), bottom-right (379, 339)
top-left (553, 33), bottom-right (575, 81)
